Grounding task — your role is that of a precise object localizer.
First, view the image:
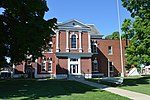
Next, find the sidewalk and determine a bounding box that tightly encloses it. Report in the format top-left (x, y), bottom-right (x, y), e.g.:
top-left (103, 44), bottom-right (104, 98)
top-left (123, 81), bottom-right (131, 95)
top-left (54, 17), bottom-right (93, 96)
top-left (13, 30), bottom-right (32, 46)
top-left (75, 79), bottom-right (150, 100)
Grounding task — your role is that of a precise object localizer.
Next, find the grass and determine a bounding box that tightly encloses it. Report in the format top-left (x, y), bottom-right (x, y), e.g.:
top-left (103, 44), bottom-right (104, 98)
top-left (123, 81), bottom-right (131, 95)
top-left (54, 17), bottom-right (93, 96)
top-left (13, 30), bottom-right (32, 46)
top-left (87, 75), bottom-right (150, 95)
top-left (0, 79), bottom-right (130, 100)
top-left (120, 76), bottom-right (150, 95)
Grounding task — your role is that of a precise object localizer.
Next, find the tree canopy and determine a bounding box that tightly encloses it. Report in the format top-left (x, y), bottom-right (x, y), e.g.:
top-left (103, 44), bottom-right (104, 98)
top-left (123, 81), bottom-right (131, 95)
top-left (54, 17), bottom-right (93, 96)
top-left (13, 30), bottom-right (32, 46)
top-left (105, 31), bottom-right (126, 40)
top-left (122, 0), bottom-right (150, 69)
top-left (0, 0), bottom-right (57, 66)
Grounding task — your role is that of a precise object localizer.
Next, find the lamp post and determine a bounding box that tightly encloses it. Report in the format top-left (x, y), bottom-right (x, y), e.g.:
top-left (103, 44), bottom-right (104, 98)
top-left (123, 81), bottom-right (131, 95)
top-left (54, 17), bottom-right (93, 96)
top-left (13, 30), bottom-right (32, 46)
top-left (117, 0), bottom-right (124, 77)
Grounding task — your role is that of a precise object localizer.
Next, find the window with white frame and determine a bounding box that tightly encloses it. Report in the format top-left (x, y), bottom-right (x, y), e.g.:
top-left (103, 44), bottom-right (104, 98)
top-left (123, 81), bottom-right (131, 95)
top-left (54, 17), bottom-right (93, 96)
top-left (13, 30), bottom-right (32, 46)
top-left (41, 60), bottom-right (46, 71)
top-left (109, 61), bottom-right (114, 72)
top-left (108, 46), bottom-right (112, 55)
top-left (47, 42), bottom-right (53, 52)
top-left (92, 59), bottom-right (98, 72)
top-left (91, 42), bottom-right (97, 53)
top-left (48, 61), bottom-right (52, 72)
top-left (71, 34), bottom-right (77, 48)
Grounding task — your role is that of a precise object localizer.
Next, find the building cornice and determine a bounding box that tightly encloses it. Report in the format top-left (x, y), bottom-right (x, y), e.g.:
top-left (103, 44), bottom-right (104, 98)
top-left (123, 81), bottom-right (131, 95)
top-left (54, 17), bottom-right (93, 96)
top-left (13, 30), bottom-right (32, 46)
top-left (90, 34), bottom-right (104, 39)
top-left (55, 52), bottom-right (92, 57)
top-left (58, 27), bottom-right (91, 31)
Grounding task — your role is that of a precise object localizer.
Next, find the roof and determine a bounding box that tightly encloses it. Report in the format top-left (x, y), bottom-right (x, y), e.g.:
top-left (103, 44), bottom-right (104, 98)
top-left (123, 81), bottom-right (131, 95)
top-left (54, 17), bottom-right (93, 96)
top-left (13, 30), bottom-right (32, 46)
top-left (57, 19), bottom-right (102, 35)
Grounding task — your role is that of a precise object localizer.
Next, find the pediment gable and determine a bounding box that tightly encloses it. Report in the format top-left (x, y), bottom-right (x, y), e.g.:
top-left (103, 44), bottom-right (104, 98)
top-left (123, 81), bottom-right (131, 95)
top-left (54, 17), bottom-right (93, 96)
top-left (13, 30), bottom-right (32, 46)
top-left (58, 19), bottom-right (90, 28)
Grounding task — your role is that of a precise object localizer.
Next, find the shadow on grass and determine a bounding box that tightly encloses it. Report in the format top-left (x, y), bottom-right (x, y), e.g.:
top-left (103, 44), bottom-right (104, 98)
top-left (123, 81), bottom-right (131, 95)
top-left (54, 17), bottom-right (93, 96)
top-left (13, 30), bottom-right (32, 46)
top-left (0, 79), bottom-right (98, 100)
top-left (122, 76), bottom-right (150, 86)
top-left (87, 76), bottom-right (150, 87)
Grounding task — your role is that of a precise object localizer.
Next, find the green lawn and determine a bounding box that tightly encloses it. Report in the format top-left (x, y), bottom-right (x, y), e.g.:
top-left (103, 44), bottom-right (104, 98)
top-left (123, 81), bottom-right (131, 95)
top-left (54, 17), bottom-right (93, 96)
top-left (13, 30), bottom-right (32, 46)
top-left (87, 75), bottom-right (150, 96)
top-left (0, 79), bottom-right (129, 100)
top-left (120, 76), bottom-right (150, 95)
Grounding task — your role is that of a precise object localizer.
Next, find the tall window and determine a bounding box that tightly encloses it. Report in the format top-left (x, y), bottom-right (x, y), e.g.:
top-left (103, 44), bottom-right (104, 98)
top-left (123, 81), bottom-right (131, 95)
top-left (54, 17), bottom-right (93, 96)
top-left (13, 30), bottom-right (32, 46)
top-left (108, 46), bottom-right (112, 55)
top-left (48, 61), bottom-right (52, 72)
top-left (92, 59), bottom-right (98, 72)
top-left (41, 60), bottom-right (46, 71)
top-left (71, 34), bottom-right (76, 48)
top-left (109, 61), bottom-right (114, 72)
top-left (47, 42), bottom-right (53, 52)
top-left (91, 42), bottom-right (97, 53)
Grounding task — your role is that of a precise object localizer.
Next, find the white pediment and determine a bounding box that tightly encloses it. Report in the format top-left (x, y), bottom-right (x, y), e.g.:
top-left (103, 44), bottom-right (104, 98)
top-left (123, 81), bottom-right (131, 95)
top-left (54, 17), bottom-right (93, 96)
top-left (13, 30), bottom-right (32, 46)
top-left (58, 19), bottom-right (90, 28)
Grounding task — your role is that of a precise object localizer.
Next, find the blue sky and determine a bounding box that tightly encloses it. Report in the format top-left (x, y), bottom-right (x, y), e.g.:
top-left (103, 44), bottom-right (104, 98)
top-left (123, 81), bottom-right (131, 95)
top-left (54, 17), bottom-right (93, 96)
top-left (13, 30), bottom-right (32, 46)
top-left (0, 0), bottom-right (132, 37)
top-left (44, 0), bottom-right (132, 37)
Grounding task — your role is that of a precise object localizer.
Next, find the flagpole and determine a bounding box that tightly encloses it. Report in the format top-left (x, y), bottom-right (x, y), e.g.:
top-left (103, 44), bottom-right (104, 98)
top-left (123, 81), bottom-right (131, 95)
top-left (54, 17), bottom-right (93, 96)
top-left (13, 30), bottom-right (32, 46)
top-left (117, 0), bottom-right (124, 77)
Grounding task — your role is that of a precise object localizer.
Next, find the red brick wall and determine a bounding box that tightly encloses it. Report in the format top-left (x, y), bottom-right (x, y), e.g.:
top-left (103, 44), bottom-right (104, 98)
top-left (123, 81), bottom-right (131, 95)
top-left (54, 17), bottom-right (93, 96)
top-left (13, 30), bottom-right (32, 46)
top-left (59, 31), bottom-right (66, 52)
top-left (56, 57), bottom-right (68, 74)
top-left (81, 58), bottom-right (91, 74)
top-left (82, 32), bottom-right (89, 53)
top-left (15, 62), bottom-right (24, 74)
top-left (94, 39), bottom-right (127, 76)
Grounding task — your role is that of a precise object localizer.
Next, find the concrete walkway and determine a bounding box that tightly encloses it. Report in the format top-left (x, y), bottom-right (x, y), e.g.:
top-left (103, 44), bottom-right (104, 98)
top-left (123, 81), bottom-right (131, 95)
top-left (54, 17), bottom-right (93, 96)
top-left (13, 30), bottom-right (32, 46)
top-left (75, 79), bottom-right (150, 100)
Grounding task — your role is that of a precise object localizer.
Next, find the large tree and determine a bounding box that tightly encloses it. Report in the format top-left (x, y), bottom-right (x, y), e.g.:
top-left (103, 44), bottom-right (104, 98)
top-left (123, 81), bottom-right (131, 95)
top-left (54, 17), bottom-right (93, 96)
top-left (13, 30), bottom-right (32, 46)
top-left (0, 0), bottom-right (57, 66)
top-left (122, 0), bottom-right (150, 69)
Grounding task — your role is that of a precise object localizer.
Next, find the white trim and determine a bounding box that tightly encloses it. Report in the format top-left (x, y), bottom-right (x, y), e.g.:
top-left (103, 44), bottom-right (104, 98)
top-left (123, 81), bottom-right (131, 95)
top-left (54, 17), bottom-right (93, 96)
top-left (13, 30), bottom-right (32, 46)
top-left (58, 19), bottom-right (90, 28)
top-left (22, 62), bottom-right (25, 73)
top-left (79, 31), bottom-right (82, 52)
top-left (78, 58), bottom-right (81, 74)
top-left (108, 59), bottom-right (110, 77)
top-left (34, 59), bottom-right (38, 78)
top-left (84, 74), bottom-right (92, 79)
top-left (66, 30), bottom-right (69, 52)
top-left (56, 30), bottom-right (60, 52)
top-left (88, 32), bottom-right (91, 52)
top-left (70, 32), bottom-right (78, 49)
top-left (47, 41), bottom-right (53, 53)
top-left (68, 58), bottom-right (70, 74)
top-left (68, 57), bottom-right (81, 75)
top-left (108, 46), bottom-right (113, 55)
top-left (70, 32), bottom-right (78, 38)
top-left (48, 60), bottom-right (52, 72)
top-left (91, 42), bottom-right (97, 53)
top-left (41, 60), bottom-right (46, 72)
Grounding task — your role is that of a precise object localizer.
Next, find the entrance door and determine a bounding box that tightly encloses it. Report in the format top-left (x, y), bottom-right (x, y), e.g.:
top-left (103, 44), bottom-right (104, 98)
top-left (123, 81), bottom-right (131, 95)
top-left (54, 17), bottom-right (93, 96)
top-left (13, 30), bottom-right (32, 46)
top-left (70, 64), bottom-right (78, 75)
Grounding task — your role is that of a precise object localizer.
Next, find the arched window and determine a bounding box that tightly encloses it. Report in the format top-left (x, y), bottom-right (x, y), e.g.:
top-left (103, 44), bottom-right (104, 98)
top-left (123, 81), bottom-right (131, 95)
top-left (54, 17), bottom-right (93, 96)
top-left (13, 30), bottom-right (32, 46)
top-left (92, 58), bottom-right (98, 72)
top-left (91, 41), bottom-right (97, 53)
top-left (71, 34), bottom-right (77, 48)
top-left (41, 60), bottom-right (46, 72)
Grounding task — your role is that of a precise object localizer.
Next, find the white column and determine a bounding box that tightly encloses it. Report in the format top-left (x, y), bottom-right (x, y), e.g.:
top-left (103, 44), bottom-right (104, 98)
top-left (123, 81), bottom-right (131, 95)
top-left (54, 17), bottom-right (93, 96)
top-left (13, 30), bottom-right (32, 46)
top-left (34, 59), bottom-right (38, 78)
top-left (56, 30), bottom-right (60, 52)
top-left (88, 32), bottom-right (91, 52)
top-left (79, 31), bottom-right (82, 52)
top-left (66, 30), bottom-right (69, 52)
top-left (108, 59), bottom-right (110, 77)
top-left (22, 62), bottom-right (25, 73)
top-left (78, 58), bottom-right (81, 74)
top-left (68, 58), bottom-right (70, 75)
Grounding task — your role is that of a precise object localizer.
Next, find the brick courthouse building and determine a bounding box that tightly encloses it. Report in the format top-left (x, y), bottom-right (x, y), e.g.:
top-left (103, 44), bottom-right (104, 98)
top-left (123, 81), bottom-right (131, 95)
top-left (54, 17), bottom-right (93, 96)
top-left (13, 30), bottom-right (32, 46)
top-left (15, 20), bottom-right (127, 79)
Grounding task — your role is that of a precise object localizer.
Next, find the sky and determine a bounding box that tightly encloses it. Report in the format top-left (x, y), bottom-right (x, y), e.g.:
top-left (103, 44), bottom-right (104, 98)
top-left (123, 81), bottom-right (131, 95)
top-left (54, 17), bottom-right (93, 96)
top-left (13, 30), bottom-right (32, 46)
top-left (0, 0), bottom-right (132, 37)
top-left (44, 0), bottom-right (132, 37)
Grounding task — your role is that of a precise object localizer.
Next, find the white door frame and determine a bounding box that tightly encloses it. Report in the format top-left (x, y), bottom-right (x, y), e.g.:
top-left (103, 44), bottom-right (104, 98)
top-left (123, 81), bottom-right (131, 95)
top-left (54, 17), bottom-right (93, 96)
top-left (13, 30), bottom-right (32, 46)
top-left (70, 64), bottom-right (78, 75)
top-left (68, 57), bottom-right (81, 75)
